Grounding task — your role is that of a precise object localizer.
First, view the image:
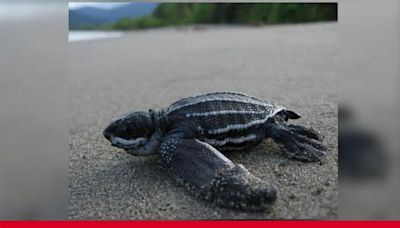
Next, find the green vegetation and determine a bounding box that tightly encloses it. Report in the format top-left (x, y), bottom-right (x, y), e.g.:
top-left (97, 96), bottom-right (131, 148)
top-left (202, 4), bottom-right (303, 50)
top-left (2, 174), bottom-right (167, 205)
top-left (111, 16), bottom-right (164, 30)
top-left (109, 3), bottom-right (337, 30)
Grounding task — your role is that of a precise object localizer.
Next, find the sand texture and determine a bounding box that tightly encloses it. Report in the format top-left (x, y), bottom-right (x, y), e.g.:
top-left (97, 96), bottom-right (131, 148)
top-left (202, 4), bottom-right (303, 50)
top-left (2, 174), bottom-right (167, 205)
top-left (68, 23), bottom-right (338, 219)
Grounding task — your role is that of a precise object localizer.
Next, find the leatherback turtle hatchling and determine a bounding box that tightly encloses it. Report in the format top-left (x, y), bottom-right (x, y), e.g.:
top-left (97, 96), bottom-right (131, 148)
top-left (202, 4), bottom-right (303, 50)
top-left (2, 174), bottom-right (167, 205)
top-left (103, 92), bottom-right (326, 211)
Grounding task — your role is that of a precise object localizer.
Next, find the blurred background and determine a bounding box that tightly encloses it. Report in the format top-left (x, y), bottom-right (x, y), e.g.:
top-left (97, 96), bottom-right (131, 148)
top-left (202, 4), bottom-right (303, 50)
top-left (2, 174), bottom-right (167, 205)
top-left (68, 2), bottom-right (336, 42)
top-left (68, 2), bottom-right (336, 30)
top-left (0, 0), bottom-right (399, 220)
top-left (338, 0), bottom-right (400, 219)
top-left (0, 0), bottom-right (67, 219)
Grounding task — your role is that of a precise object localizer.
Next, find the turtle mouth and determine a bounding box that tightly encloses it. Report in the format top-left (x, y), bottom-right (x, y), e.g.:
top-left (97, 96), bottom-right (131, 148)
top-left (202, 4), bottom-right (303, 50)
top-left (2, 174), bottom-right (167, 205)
top-left (110, 136), bottom-right (148, 149)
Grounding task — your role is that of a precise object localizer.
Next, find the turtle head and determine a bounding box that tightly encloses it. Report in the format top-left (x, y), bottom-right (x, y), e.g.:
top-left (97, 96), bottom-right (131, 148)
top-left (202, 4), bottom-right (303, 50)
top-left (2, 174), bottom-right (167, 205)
top-left (103, 110), bottom-right (161, 156)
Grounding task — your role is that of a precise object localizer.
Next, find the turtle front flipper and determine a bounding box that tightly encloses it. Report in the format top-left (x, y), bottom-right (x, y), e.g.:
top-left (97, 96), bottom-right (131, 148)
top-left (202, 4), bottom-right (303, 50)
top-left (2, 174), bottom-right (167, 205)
top-left (160, 129), bottom-right (277, 211)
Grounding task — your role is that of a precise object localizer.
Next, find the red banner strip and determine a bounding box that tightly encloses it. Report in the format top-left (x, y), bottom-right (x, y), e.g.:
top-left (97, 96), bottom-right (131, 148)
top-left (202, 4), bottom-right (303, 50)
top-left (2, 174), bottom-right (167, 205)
top-left (0, 221), bottom-right (400, 228)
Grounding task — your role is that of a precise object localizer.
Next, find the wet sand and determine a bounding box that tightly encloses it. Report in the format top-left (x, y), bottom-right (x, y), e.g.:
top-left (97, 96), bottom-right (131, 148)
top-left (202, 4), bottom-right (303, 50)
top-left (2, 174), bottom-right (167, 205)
top-left (68, 23), bottom-right (337, 219)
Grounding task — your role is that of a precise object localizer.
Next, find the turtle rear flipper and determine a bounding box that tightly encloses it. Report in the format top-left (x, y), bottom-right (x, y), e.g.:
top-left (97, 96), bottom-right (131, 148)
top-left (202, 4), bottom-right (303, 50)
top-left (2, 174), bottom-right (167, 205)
top-left (160, 131), bottom-right (277, 211)
top-left (267, 123), bottom-right (326, 162)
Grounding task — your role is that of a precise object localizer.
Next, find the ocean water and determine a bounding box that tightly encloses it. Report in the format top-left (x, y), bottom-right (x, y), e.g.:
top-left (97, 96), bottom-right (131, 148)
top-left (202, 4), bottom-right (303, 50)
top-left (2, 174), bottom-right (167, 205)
top-left (68, 31), bottom-right (123, 42)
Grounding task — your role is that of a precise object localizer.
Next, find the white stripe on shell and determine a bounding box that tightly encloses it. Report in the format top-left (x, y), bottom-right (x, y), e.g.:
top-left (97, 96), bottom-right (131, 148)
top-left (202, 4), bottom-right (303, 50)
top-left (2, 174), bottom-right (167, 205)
top-left (166, 97), bottom-right (274, 115)
top-left (185, 110), bottom-right (266, 118)
top-left (204, 134), bottom-right (258, 146)
top-left (207, 107), bottom-right (285, 135)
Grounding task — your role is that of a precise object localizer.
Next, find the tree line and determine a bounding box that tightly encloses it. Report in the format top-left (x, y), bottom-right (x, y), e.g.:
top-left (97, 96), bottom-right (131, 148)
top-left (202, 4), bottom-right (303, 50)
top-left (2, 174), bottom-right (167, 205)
top-left (111, 3), bottom-right (337, 30)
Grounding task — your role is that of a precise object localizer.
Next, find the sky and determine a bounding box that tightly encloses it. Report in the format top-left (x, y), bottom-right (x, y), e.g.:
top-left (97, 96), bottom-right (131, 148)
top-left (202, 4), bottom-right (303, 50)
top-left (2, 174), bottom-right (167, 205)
top-left (68, 2), bottom-right (130, 9)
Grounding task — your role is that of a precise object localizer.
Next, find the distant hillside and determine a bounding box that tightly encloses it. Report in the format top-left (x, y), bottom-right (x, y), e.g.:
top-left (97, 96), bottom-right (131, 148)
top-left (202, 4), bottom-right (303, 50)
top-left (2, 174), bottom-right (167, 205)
top-left (69, 11), bottom-right (103, 29)
top-left (69, 3), bottom-right (158, 30)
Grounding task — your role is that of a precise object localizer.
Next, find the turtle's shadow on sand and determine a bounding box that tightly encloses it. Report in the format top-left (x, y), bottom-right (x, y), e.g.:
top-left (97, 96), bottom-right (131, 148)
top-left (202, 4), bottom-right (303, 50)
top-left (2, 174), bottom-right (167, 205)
top-left (223, 139), bottom-right (285, 164)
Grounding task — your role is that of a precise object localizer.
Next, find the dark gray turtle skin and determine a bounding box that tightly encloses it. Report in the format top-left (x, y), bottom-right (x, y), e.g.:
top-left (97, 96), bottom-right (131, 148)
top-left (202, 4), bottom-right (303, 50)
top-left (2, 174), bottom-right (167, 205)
top-left (103, 92), bottom-right (326, 211)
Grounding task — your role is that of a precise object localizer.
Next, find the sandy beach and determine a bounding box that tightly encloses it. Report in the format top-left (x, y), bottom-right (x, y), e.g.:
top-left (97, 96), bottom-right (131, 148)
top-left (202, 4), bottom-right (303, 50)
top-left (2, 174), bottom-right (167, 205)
top-left (68, 23), bottom-right (337, 219)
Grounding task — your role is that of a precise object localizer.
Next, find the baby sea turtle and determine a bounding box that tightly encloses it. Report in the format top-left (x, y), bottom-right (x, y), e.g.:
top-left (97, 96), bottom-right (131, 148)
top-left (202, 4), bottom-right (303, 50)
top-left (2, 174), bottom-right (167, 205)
top-left (103, 92), bottom-right (326, 211)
